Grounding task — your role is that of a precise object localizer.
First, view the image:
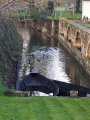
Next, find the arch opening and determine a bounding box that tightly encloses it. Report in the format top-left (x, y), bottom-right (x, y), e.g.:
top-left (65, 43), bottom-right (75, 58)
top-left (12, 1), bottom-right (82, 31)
top-left (87, 45), bottom-right (90, 59)
top-left (60, 22), bottom-right (64, 36)
top-left (67, 26), bottom-right (71, 42)
top-left (75, 32), bottom-right (81, 51)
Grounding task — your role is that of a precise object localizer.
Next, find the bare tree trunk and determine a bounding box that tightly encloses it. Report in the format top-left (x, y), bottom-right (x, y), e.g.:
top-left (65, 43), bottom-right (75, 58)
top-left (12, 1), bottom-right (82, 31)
top-left (72, 0), bottom-right (75, 15)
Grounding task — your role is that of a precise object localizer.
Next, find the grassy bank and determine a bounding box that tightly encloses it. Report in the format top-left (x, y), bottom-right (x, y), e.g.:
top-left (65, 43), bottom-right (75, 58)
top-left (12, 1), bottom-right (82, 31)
top-left (54, 7), bottom-right (82, 20)
top-left (0, 96), bottom-right (90, 120)
top-left (47, 7), bottom-right (82, 20)
top-left (0, 81), bottom-right (9, 96)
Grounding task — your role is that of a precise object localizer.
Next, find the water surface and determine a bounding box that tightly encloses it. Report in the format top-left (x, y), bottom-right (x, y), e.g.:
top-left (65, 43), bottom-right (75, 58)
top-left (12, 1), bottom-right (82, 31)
top-left (28, 29), bottom-right (90, 88)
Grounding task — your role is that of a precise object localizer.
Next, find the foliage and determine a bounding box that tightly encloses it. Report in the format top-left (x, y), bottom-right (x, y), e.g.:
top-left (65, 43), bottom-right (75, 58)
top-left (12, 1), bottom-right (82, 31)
top-left (0, 97), bottom-right (90, 120)
top-left (29, 7), bottom-right (39, 22)
top-left (76, 0), bottom-right (81, 13)
top-left (29, 6), bottom-right (47, 24)
top-left (51, 7), bottom-right (82, 20)
top-left (0, 81), bottom-right (9, 96)
top-left (47, 16), bottom-right (59, 20)
top-left (11, 11), bottom-right (29, 18)
top-left (0, 15), bottom-right (22, 86)
top-left (0, 75), bottom-right (9, 96)
top-left (47, 1), bottom-right (54, 15)
top-left (37, 9), bottom-right (48, 24)
top-left (54, 7), bottom-right (61, 11)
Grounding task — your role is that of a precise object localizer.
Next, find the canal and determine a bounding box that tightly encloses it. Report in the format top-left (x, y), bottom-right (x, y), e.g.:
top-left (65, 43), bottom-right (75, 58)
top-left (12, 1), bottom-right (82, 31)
top-left (18, 23), bottom-right (90, 90)
top-left (28, 29), bottom-right (90, 88)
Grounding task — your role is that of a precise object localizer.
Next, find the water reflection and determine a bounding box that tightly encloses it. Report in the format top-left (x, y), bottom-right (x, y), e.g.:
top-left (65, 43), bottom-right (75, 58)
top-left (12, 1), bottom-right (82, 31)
top-left (29, 29), bottom-right (90, 88)
top-left (29, 47), bottom-right (70, 83)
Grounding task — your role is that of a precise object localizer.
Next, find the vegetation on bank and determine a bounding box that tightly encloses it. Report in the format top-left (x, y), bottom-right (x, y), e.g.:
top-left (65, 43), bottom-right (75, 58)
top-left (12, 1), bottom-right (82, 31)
top-left (11, 1), bottom-right (54, 24)
top-left (0, 96), bottom-right (90, 120)
top-left (11, 10), bottom-right (29, 18)
top-left (50, 7), bottom-right (82, 20)
top-left (10, 2), bottom-right (90, 28)
top-left (0, 80), bottom-right (9, 96)
top-left (0, 15), bottom-right (22, 88)
top-left (29, 7), bottom-right (47, 25)
top-left (11, 7), bottom-right (82, 21)
top-left (48, 7), bottom-right (90, 28)
top-left (10, 6), bottom-right (82, 21)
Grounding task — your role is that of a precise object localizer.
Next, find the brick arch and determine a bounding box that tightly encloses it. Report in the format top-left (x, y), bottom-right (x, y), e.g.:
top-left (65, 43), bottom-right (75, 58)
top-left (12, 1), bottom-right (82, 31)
top-left (60, 22), bottom-right (64, 36)
top-left (67, 26), bottom-right (71, 42)
top-left (75, 32), bottom-right (81, 51)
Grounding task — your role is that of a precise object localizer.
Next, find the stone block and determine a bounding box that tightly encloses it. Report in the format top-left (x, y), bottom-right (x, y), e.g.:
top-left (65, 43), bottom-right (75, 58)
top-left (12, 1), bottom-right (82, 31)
top-left (13, 91), bottom-right (30, 97)
top-left (86, 94), bottom-right (90, 98)
top-left (70, 90), bottom-right (78, 98)
top-left (4, 90), bottom-right (30, 97)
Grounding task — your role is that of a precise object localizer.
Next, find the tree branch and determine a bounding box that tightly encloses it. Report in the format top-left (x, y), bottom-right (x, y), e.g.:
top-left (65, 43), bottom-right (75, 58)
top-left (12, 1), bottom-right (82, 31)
top-left (0, 0), bottom-right (16, 10)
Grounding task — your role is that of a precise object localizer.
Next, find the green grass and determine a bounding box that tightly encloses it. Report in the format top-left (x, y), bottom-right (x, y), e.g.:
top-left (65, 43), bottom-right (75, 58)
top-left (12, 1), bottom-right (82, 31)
top-left (0, 78), bottom-right (90, 120)
top-left (0, 72), bottom-right (90, 120)
top-left (0, 76), bottom-right (90, 120)
top-left (0, 82), bottom-right (8, 96)
top-left (0, 75), bottom-right (9, 96)
top-left (11, 11), bottom-right (29, 18)
top-left (85, 24), bottom-right (90, 28)
top-left (47, 16), bottom-right (59, 20)
top-left (53, 7), bottom-right (82, 20)
top-left (0, 96), bottom-right (90, 120)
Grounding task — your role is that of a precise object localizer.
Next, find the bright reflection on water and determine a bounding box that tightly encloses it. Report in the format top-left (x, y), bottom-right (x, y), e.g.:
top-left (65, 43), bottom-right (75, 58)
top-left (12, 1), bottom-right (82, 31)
top-left (28, 29), bottom-right (90, 88)
top-left (29, 47), bottom-right (70, 83)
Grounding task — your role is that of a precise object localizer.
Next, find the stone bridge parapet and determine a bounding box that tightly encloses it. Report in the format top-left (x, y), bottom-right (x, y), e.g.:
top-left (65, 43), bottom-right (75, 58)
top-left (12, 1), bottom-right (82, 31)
top-left (59, 18), bottom-right (90, 75)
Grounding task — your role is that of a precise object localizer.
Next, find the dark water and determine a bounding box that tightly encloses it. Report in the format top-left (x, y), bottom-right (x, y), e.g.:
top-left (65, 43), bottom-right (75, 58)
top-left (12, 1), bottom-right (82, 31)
top-left (28, 29), bottom-right (90, 88)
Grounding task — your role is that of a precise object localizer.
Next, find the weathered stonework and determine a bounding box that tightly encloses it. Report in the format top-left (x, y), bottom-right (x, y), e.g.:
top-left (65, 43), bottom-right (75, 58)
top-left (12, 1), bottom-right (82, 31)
top-left (42, 19), bottom-right (52, 37)
top-left (59, 18), bottom-right (90, 75)
top-left (70, 90), bottom-right (78, 98)
top-left (29, 18), bottom-right (90, 75)
top-left (29, 19), bottom-right (59, 37)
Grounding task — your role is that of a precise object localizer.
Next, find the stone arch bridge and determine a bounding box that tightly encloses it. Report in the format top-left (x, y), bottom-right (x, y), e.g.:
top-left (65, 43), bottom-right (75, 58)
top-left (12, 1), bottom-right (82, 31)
top-left (58, 19), bottom-right (90, 75)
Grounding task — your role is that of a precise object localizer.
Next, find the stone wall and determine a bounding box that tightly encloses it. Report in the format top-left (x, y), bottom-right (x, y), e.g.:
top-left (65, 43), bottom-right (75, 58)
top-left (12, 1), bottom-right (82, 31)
top-left (42, 19), bottom-right (52, 36)
top-left (29, 19), bottom-right (59, 37)
top-left (59, 18), bottom-right (90, 75)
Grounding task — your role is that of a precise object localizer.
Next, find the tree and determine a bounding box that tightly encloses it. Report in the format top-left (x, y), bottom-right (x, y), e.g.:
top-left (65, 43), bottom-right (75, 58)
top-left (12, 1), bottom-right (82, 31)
top-left (76, 0), bottom-right (81, 13)
top-left (47, 1), bottom-right (54, 15)
top-left (29, 6), bottom-right (47, 24)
